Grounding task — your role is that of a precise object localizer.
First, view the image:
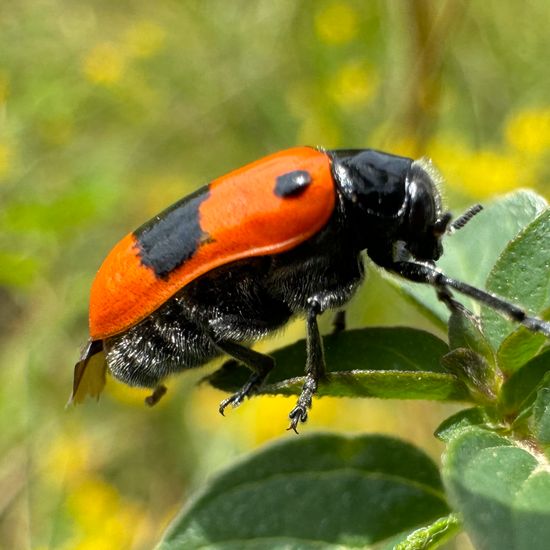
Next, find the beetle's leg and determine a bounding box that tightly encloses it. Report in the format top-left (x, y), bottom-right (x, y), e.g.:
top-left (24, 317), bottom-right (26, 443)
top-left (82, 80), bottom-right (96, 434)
top-left (332, 310), bottom-right (346, 334)
top-left (145, 384), bottom-right (168, 406)
top-left (390, 260), bottom-right (550, 337)
top-left (435, 284), bottom-right (473, 316)
top-left (288, 297), bottom-right (327, 433)
top-left (214, 341), bottom-right (275, 415)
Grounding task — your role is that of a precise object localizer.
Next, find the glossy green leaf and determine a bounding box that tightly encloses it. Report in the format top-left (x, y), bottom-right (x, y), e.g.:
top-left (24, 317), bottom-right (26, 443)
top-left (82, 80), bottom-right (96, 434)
top-left (440, 349), bottom-right (498, 402)
top-left (434, 407), bottom-right (491, 442)
top-left (443, 427), bottom-right (550, 550)
top-left (497, 326), bottom-right (548, 376)
top-left (499, 349), bottom-right (550, 415)
top-left (448, 308), bottom-right (495, 365)
top-left (158, 434), bottom-right (449, 549)
top-left (530, 387), bottom-right (550, 445)
top-left (388, 191), bottom-right (547, 324)
top-left (482, 208), bottom-right (550, 349)
top-left (207, 328), bottom-right (471, 402)
top-left (389, 513), bottom-right (461, 550)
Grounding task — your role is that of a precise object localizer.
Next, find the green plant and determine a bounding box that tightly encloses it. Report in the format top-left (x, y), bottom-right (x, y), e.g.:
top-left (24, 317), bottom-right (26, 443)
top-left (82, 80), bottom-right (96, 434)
top-left (157, 191), bottom-right (550, 550)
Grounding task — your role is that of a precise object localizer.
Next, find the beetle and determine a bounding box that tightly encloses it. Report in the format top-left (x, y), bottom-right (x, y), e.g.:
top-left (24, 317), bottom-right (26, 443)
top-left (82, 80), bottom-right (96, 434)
top-left (71, 146), bottom-right (550, 431)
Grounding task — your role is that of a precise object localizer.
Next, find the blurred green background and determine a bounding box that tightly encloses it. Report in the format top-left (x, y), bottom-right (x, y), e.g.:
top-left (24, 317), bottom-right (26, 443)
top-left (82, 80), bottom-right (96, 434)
top-left (1, 1), bottom-right (550, 548)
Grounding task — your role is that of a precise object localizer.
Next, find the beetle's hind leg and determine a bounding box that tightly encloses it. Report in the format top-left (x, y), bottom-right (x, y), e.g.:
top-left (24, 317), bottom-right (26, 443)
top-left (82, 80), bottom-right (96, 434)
top-left (145, 384), bottom-right (168, 406)
top-left (288, 297), bottom-right (327, 433)
top-left (214, 341), bottom-right (275, 414)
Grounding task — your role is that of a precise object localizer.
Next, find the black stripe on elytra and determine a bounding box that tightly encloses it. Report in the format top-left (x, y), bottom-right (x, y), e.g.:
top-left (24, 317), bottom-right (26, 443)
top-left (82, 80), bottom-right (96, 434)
top-left (134, 185), bottom-right (212, 280)
top-left (274, 170), bottom-right (312, 197)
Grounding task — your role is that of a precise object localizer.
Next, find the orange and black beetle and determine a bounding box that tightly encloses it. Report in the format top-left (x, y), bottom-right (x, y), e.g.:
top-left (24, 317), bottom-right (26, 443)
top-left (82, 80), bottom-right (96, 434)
top-left (71, 146), bottom-right (550, 431)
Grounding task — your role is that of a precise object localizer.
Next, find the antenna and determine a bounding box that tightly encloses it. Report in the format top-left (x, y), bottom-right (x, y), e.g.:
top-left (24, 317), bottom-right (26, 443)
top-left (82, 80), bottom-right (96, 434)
top-left (449, 204), bottom-right (484, 233)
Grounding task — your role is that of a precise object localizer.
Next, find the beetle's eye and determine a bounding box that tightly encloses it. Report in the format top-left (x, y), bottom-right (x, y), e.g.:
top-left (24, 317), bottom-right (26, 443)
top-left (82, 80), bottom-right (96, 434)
top-left (408, 182), bottom-right (435, 233)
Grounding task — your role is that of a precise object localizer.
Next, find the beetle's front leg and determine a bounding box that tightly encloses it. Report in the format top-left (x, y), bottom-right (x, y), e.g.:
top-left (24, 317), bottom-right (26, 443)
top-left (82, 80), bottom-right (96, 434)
top-left (288, 296), bottom-right (327, 433)
top-left (389, 260), bottom-right (550, 337)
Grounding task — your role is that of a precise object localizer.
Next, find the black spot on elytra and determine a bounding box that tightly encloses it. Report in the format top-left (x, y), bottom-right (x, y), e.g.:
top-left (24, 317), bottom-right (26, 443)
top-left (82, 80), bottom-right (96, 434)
top-left (135, 186), bottom-right (211, 279)
top-left (274, 170), bottom-right (312, 198)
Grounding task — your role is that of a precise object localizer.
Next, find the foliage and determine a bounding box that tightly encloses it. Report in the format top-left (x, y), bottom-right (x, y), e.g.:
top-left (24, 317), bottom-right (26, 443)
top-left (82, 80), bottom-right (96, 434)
top-left (159, 192), bottom-right (550, 549)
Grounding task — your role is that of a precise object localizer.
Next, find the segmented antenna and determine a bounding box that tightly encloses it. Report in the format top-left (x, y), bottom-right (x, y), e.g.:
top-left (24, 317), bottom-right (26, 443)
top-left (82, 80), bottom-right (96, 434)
top-left (449, 204), bottom-right (484, 232)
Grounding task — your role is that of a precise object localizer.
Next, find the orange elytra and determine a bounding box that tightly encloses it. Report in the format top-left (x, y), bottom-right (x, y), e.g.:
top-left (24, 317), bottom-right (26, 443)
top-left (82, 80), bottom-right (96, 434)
top-left (89, 147), bottom-right (335, 340)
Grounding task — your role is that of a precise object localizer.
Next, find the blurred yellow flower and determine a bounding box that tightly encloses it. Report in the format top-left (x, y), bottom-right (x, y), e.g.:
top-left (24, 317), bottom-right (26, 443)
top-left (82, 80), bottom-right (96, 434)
top-left (124, 20), bottom-right (166, 59)
top-left (43, 432), bottom-right (94, 485)
top-left (428, 138), bottom-right (531, 199)
top-left (68, 478), bottom-right (120, 530)
top-left (427, 137), bottom-right (472, 185)
top-left (465, 150), bottom-right (531, 197)
top-left (219, 394), bottom-right (408, 448)
top-left (244, 395), bottom-right (342, 447)
top-left (83, 42), bottom-right (126, 86)
top-left (505, 107), bottom-right (550, 157)
top-left (67, 477), bottom-right (146, 550)
top-left (330, 61), bottom-right (379, 107)
top-left (0, 141), bottom-right (14, 180)
top-left (315, 2), bottom-right (359, 44)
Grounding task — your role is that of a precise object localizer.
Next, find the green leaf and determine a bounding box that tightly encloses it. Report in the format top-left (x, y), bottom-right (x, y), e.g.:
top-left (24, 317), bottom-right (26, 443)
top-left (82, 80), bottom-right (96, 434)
top-left (441, 349), bottom-right (498, 402)
top-left (497, 326), bottom-right (548, 376)
top-left (448, 307), bottom-right (496, 365)
top-left (158, 434), bottom-right (449, 549)
top-left (530, 387), bottom-right (550, 445)
top-left (206, 328), bottom-right (471, 402)
top-left (482, 208), bottom-right (550, 349)
top-left (442, 427), bottom-right (550, 550)
top-left (387, 191), bottom-right (547, 324)
top-left (499, 349), bottom-right (550, 415)
top-left (435, 407), bottom-right (491, 442)
top-left (390, 513), bottom-right (461, 550)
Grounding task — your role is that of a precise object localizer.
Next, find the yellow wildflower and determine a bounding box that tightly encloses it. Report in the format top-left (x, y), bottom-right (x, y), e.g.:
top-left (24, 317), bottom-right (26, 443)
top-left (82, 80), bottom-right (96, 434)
top-left (330, 61), bottom-right (379, 108)
top-left (42, 432), bottom-right (94, 485)
top-left (67, 477), bottom-right (146, 550)
top-left (83, 42), bottom-right (125, 86)
top-left (428, 137), bottom-right (531, 199)
top-left (124, 20), bottom-right (166, 59)
top-left (245, 395), bottom-right (342, 447)
top-left (315, 2), bottom-right (359, 44)
top-left (505, 107), bottom-right (550, 157)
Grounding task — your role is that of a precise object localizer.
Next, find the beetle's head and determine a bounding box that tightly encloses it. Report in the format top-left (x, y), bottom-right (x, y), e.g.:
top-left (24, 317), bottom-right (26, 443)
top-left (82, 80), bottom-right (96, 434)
top-left (330, 149), bottom-right (482, 264)
top-left (331, 150), bottom-right (449, 262)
